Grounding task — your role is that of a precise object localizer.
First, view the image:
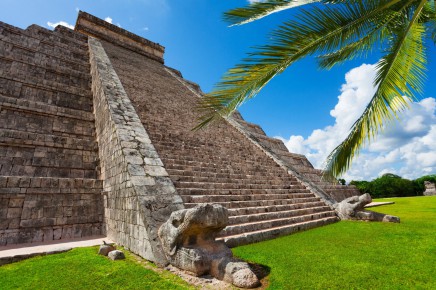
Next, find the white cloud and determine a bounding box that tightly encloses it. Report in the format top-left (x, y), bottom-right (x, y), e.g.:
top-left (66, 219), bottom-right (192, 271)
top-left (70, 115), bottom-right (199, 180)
top-left (278, 63), bottom-right (436, 181)
top-left (104, 17), bottom-right (121, 28)
top-left (47, 21), bottom-right (74, 30)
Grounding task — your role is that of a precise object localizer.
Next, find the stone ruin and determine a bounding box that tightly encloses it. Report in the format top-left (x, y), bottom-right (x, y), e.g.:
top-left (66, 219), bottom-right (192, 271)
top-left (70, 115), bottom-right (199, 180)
top-left (334, 193), bottom-right (399, 223)
top-left (424, 181), bottom-right (436, 196)
top-left (0, 11), bottom-right (398, 287)
top-left (158, 203), bottom-right (259, 288)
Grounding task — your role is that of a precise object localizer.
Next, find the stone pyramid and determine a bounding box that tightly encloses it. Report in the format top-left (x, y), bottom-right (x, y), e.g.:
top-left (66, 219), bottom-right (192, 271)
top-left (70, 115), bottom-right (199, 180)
top-left (0, 12), bottom-right (361, 265)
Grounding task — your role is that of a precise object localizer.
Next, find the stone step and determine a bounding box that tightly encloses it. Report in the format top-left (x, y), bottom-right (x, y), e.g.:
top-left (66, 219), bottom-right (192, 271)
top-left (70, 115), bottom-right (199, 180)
top-left (155, 140), bottom-right (261, 152)
top-left (226, 201), bottom-right (329, 216)
top-left (0, 158), bottom-right (95, 179)
top-left (53, 25), bottom-right (88, 46)
top-left (0, 78), bottom-right (93, 112)
top-left (164, 161), bottom-right (288, 177)
top-left (26, 25), bottom-right (89, 51)
top-left (219, 211), bottom-right (337, 238)
top-left (173, 180), bottom-right (307, 191)
top-left (0, 47), bottom-right (90, 82)
top-left (0, 129), bottom-right (97, 151)
top-left (0, 95), bottom-right (94, 120)
top-left (162, 156), bottom-right (277, 168)
top-left (172, 177), bottom-right (302, 187)
top-left (169, 174), bottom-right (299, 185)
top-left (179, 187), bottom-right (311, 196)
top-left (159, 146), bottom-right (272, 160)
top-left (0, 53), bottom-right (91, 89)
top-left (2, 22), bottom-right (89, 56)
top-left (166, 169), bottom-right (290, 180)
top-left (158, 145), bottom-right (278, 163)
top-left (184, 196), bottom-right (322, 209)
top-left (174, 180), bottom-right (309, 194)
top-left (0, 60), bottom-right (91, 97)
top-left (0, 22), bottom-right (89, 65)
top-left (233, 119), bottom-right (266, 135)
top-left (0, 104), bottom-right (96, 138)
top-left (0, 35), bottom-right (89, 75)
top-left (228, 205), bottom-right (332, 225)
top-left (0, 143), bottom-right (98, 178)
top-left (166, 164), bottom-right (289, 177)
top-left (180, 192), bottom-right (315, 203)
top-left (220, 216), bottom-right (339, 248)
top-left (0, 176), bottom-right (102, 196)
top-left (0, 176), bottom-right (103, 242)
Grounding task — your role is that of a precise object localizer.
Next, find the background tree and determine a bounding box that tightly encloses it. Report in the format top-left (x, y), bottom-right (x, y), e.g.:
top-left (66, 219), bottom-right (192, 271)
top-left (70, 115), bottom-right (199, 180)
top-left (350, 180), bottom-right (371, 193)
top-left (350, 173), bottom-right (432, 197)
top-left (196, 0), bottom-right (436, 179)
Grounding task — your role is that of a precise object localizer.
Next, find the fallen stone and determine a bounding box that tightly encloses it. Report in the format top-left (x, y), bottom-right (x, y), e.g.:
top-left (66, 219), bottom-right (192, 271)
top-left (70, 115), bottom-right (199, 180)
top-left (211, 258), bottom-right (260, 288)
top-left (108, 250), bottom-right (125, 260)
top-left (98, 242), bottom-right (116, 256)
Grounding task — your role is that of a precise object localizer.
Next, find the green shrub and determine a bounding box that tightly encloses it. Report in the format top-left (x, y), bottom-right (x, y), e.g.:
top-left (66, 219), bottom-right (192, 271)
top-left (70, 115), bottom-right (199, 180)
top-left (350, 173), bottom-right (432, 198)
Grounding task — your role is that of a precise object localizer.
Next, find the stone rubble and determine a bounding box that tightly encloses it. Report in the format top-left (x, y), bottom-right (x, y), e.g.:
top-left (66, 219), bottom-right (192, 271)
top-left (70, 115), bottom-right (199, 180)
top-left (108, 250), bottom-right (125, 260)
top-left (98, 241), bottom-right (116, 256)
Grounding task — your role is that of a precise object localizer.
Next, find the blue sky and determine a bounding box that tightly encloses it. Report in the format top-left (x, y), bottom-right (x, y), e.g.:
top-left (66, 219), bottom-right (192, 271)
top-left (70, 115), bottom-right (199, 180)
top-left (1, 0), bottom-right (436, 181)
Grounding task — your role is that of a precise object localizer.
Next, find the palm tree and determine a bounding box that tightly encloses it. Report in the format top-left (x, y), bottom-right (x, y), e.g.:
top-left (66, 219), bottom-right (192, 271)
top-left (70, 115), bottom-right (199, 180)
top-left (195, 0), bottom-right (435, 179)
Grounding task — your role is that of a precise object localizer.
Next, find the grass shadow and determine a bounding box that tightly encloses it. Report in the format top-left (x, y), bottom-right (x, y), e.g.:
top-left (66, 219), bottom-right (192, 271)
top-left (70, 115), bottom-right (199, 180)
top-left (248, 262), bottom-right (271, 289)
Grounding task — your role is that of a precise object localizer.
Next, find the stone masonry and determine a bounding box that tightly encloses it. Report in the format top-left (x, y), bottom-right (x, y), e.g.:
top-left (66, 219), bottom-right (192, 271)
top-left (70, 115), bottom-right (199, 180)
top-left (88, 36), bottom-right (182, 265)
top-left (99, 30), bottom-right (338, 249)
top-left (230, 112), bottom-right (361, 202)
top-left (0, 22), bottom-right (103, 245)
top-left (1, 12), bottom-right (366, 265)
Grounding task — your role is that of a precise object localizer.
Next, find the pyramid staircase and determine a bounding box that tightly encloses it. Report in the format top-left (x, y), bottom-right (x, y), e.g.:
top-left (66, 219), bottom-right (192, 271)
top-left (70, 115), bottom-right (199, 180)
top-left (232, 116), bottom-right (361, 202)
top-left (0, 22), bottom-right (103, 245)
top-left (101, 41), bottom-right (339, 247)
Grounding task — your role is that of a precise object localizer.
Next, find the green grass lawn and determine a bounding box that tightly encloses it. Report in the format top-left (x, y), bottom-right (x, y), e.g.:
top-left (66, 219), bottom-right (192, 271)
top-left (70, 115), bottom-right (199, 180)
top-left (1, 196), bottom-right (435, 289)
top-left (233, 196), bottom-right (436, 289)
top-left (0, 246), bottom-right (192, 290)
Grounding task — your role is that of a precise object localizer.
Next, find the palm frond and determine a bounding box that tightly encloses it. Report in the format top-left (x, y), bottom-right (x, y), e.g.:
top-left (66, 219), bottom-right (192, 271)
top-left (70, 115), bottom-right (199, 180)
top-left (195, 1), bottom-right (404, 130)
top-left (425, 1), bottom-right (436, 43)
top-left (323, 0), bottom-right (428, 179)
top-left (317, 11), bottom-right (398, 69)
top-left (224, 0), bottom-right (319, 26)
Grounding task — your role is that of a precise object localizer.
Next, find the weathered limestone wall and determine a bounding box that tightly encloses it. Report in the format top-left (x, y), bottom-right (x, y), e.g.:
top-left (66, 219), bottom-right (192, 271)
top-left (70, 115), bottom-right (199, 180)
top-left (88, 37), bottom-right (183, 265)
top-left (0, 22), bottom-right (103, 245)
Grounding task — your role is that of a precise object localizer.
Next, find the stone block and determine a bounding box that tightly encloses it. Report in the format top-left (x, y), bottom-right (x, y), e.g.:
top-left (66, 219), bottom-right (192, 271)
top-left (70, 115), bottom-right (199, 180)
top-left (7, 208), bottom-right (22, 219)
top-left (62, 226), bottom-right (73, 239)
top-left (8, 218), bottom-right (20, 229)
top-left (8, 198), bottom-right (24, 208)
top-left (108, 250), bottom-right (125, 260)
top-left (43, 227), bottom-right (54, 242)
top-left (144, 166), bottom-right (168, 177)
top-left (53, 227), bottom-right (62, 240)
